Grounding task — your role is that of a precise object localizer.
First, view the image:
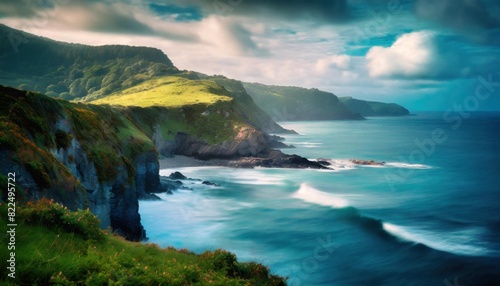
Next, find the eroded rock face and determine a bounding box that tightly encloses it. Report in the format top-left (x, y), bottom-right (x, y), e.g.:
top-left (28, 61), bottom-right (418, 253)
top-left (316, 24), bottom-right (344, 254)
top-left (135, 150), bottom-right (160, 200)
top-left (153, 126), bottom-right (275, 160)
top-left (49, 116), bottom-right (150, 241)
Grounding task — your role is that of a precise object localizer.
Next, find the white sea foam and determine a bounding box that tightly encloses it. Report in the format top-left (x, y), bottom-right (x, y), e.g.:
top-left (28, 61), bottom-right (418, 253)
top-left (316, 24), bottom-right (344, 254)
top-left (385, 162), bottom-right (433, 169)
top-left (292, 183), bottom-right (349, 208)
top-left (383, 223), bottom-right (491, 256)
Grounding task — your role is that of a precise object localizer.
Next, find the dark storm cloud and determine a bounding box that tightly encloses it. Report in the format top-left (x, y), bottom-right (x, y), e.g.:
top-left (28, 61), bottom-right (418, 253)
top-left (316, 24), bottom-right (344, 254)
top-left (414, 0), bottom-right (500, 44)
top-left (231, 0), bottom-right (350, 22)
top-left (167, 0), bottom-right (351, 23)
top-left (78, 2), bottom-right (155, 34)
top-left (0, 0), bottom-right (46, 18)
top-left (0, 0), bottom-right (197, 41)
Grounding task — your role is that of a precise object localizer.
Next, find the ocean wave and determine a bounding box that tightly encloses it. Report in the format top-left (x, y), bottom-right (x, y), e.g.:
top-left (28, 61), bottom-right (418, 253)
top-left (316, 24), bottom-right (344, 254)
top-left (315, 159), bottom-right (433, 170)
top-left (382, 223), bottom-right (491, 256)
top-left (292, 184), bottom-right (491, 257)
top-left (384, 162), bottom-right (433, 169)
top-left (291, 183), bottom-right (349, 208)
top-left (288, 141), bottom-right (323, 148)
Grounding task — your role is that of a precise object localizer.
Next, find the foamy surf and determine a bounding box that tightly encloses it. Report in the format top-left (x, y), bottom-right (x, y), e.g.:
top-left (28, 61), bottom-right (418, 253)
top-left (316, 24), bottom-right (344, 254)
top-left (292, 183), bottom-right (349, 208)
top-left (383, 223), bottom-right (491, 256)
top-left (385, 162), bottom-right (433, 169)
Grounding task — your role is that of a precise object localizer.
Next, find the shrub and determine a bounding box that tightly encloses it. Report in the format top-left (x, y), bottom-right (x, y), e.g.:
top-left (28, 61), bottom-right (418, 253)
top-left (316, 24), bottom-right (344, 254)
top-left (19, 198), bottom-right (104, 241)
top-left (201, 249), bottom-right (239, 277)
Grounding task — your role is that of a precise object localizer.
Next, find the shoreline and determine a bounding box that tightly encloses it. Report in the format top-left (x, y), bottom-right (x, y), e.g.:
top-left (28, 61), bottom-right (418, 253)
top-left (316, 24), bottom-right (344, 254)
top-left (159, 155), bottom-right (217, 169)
top-left (159, 151), bottom-right (330, 170)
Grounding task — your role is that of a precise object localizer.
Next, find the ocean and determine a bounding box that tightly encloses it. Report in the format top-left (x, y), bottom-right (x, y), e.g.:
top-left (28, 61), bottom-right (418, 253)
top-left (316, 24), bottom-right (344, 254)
top-left (140, 112), bottom-right (500, 286)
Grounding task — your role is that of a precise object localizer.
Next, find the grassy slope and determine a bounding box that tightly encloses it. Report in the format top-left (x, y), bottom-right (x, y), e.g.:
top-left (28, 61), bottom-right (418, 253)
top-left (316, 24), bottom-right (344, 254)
top-left (0, 86), bottom-right (155, 189)
top-left (89, 76), bottom-right (252, 144)
top-left (0, 199), bottom-right (286, 285)
top-left (91, 76), bottom-right (233, 108)
top-left (0, 24), bottom-right (177, 101)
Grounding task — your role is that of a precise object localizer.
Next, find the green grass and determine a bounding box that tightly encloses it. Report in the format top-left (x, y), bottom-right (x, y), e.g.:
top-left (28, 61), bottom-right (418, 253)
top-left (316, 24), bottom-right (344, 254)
top-left (91, 76), bottom-right (233, 108)
top-left (0, 199), bottom-right (287, 285)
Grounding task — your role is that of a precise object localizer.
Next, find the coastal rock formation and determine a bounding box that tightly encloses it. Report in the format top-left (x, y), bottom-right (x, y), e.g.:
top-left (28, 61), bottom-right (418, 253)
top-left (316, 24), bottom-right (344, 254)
top-left (350, 159), bottom-right (385, 166)
top-left (153, 126), bottom-right (289, 160)
top-left (0, 86), bottom-right (151, 241)
top-left (339, 97), bottom-right (410, 117)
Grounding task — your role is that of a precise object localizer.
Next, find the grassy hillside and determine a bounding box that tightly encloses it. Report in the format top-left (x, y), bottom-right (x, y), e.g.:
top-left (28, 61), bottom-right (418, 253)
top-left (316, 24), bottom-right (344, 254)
top-left (0, 199), bottom-right (286, 285)
top-left (242, 82), bottom-right (362, 121)
top-left (91, 76), bottom-right (233, 107)
top-left (0, 85), bottom-right (154, 187)
top-left (197, 75), bottom-right (294, 133)
top-left (0, 24), bottom-right (177, 101)
top-left (339, 97), bottom-right (410, 116)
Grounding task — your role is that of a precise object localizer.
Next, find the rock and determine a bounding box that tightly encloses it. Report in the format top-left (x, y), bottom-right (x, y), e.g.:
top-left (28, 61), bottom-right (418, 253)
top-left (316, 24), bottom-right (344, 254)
top-left (226, 150), bottom-right (329, 169)
top-left (138, 193), bottom-right (162, 201)
top-left (349, 159), bottom-right (385, 166)
top-left (316, 160), bottom-right (331, 166)
top-left (154, 176), bottom-right (183, 193)
top-left (202, 181), bottom-right (221, 187)
top-left (169, 171), bottom-right (187, 180)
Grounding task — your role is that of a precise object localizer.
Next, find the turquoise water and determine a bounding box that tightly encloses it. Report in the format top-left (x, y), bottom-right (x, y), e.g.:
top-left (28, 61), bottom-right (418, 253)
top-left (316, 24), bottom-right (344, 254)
top-left (140, 113), bottom-right (500, 285)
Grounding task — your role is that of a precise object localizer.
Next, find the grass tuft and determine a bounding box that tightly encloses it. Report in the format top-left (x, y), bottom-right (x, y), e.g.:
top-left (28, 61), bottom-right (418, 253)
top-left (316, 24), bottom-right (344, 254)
top-left (0, 200), bottom-right (287, 285)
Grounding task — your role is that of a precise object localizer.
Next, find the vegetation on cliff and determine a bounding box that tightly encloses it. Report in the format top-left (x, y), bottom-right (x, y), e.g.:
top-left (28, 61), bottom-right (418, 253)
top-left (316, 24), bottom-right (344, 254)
top-left (0, 199), bottom-right (287, 285)
top-left (339, 97), bottom-right (410, 116)
top-left (0, 24), bottom-right (177, 101)
top-left (242, 82), bottom-right (362, 121)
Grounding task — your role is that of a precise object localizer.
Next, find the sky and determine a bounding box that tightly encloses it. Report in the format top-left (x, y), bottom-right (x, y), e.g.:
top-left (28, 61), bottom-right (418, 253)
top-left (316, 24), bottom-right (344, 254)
top-left (0, 0), bottom-right (499, 111)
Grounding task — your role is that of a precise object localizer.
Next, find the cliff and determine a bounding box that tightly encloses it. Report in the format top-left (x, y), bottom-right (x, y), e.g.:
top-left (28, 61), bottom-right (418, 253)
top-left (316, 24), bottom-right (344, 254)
top-left (0, 85), bottom-right (318, 240)
top-left (0, 23), bottom-right (177, 101)
top-left (242, 82), bottom-right (363, 121)
top-left (0, 86), bottom-right (157, 240)
top-left (339, 97), bottom-right (410, 116)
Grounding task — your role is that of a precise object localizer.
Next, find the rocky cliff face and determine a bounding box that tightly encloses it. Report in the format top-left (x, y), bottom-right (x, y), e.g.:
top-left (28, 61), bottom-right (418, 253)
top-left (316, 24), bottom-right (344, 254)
top-left (50, 129), bottom-right (146, 241)
top-left (153, 125), bottom-right (275, 159)
top-left (0, 86), bottom-right (158, 241)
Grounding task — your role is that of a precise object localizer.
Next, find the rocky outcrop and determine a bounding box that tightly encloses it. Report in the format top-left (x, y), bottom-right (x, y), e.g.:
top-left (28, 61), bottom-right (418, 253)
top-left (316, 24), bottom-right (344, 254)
top-left (226, 150), bottom-right (329, 169)
top-left (135, 150), bottom-right (160, 199)
top-left (49, 116), bottom-right (149, 241)
top-left (349, 159), bottom-right (385, 166)
top-left (153, 126), bottom-right (290, 160)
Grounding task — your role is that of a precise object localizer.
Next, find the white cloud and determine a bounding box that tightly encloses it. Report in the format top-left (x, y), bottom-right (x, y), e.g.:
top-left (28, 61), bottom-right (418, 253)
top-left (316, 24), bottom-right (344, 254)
top-left (315, 54), bottom-right (351, 73)
top-left (195, 16), bottom-right (269, 57)
top-left (366, 30), bottom-right (468, 79)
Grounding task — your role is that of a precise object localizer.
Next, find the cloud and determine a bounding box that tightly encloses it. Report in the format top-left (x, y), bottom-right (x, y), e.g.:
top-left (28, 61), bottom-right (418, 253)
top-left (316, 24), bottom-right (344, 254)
top-left (147, 3), bottom-right (202, 21)
top-left (56, 2), bottom-right (154, 34)
top-left (195, 16), bottom-right (269, 57)
top-left (167, 0), bottom-right (350, 23)
top-left (1, 1), bottom-right (201, 42)
top-left (366, 30), bottom-right (469, 79)
top-left (0, 0), bottom-right (40, 18)
top-left (414, 0), bottom-right (500, 44)
top-left (315, 54), bottom-right (351, 73)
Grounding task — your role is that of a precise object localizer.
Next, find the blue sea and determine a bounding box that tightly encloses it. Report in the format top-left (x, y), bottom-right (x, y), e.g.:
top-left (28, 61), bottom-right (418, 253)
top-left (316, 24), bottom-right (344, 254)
top-left (140, 112), bottom-right (500, 286)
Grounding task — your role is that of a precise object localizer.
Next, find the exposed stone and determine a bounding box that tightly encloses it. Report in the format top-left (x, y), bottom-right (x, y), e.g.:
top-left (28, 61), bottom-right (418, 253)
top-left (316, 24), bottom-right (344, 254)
top-left (202, 181), bottom-right (221, 187)
top-left (349, 159), bottom-right (385, 166)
